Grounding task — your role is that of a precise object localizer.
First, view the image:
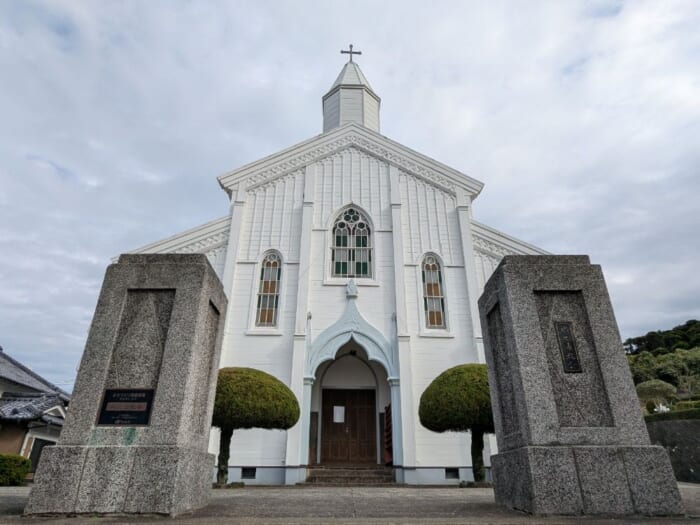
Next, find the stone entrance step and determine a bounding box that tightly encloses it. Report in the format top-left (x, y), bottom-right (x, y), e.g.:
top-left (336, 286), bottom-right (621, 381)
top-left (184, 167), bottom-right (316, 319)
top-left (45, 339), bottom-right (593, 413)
top-left (306, 466), bottom-right (395, 485)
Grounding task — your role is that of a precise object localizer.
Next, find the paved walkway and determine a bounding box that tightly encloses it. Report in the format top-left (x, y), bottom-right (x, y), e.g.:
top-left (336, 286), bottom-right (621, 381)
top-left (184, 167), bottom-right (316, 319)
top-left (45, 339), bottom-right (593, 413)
top-left (0, 484), bottom-right (698, 524)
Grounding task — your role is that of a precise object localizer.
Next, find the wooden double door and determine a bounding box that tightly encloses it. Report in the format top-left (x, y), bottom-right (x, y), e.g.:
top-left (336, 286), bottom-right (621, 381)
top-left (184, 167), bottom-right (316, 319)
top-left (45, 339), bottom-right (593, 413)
top-left (321, 389), bottom-right (376, 464)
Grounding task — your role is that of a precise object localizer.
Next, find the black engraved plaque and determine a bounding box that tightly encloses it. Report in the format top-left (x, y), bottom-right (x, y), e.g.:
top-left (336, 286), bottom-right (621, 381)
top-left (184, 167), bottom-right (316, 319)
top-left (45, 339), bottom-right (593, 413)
top-left (97, 389), bottom-right (155, 426)
top-left (554, 321), bottom-right (582, 373)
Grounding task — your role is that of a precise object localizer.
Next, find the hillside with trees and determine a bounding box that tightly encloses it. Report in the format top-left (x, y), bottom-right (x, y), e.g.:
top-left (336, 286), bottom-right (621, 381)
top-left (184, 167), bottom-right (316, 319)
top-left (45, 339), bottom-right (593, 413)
top-left (625, 320), bottom-right (700, 414)
top-left (624, 319), bottom-right (700, 355)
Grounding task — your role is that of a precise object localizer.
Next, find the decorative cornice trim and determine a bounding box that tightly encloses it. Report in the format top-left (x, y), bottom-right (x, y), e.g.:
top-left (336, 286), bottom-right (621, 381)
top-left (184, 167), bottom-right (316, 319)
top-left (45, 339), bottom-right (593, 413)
top-left (245, 139), bottom-right (457, 194)
top-left (125, 216), bottom-right (231, 258)
top-left (174, 232), bottom-right (229, 254)
top-left (471, 221), bottom-right (549, 257)
top-left (473, 236), bottom-right (514, 259)
top-left (218, 124), bottom-right (483, 197)
top-left (247, 169), bottom-right (304, 193)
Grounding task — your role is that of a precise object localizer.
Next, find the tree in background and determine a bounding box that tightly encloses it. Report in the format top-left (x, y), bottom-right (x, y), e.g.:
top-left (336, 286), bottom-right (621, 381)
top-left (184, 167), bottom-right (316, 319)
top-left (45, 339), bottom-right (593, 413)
top-left (624, 319), bottom-right (700, 401)
top-left (636, 379), bottom-right (677, 411)
top-left (624, 319), bottom-right (699, 355)
top-left (419, 364), bottom-right (494, 483)
top-left (628, 351), bottom-right (657, 384)
top-left (212, 367), bottom-right (300, 485)
top-left (628, 347), bottom-right (700, 395)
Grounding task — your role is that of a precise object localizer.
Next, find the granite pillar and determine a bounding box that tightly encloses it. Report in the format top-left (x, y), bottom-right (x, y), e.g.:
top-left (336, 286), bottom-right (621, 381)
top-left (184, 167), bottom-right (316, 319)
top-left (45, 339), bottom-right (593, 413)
top-left (478, 255), bottom-right (683, 516)
top-left (25, 254), bottom-right (227, 516)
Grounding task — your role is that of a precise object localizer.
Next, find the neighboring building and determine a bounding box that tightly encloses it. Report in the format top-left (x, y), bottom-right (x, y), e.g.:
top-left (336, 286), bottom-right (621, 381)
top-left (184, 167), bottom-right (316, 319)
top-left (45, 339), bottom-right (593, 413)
top-left (0, 346), bottom-right (70, 472)
top-left (129, 53), bottom-right (547, 485)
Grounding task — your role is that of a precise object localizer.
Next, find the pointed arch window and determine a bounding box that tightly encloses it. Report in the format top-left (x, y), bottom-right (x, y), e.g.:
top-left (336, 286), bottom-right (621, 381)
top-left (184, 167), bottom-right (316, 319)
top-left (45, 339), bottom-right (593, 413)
top-left (331, 207), bottom-right (373, 278)
top-left (422, 255), bottom-right (446, 329)
top-left (256, 252), bottom-right (281, 327)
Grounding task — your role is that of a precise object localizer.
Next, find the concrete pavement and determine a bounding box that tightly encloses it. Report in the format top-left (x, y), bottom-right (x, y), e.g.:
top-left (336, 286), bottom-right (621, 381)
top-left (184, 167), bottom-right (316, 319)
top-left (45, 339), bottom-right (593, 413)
top-left (1, 483), bottom-right (698, 524)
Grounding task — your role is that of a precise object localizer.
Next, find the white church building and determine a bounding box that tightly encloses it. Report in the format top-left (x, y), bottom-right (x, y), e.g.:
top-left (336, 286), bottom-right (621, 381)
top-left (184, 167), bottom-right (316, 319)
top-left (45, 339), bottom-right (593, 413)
top-left (131, 52), bottom-right (546, 485)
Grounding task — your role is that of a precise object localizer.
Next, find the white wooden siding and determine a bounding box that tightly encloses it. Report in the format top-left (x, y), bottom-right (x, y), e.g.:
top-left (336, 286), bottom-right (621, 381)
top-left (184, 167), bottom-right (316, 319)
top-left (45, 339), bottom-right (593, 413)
top-left (470, 222), bottom-right (548, 292)
top-left (240, 170), bottom-right (305, 262)
top-left (339, 89), bottom-right (363, 127)
top-left (204, 246), bottom-right (227, 279)
top-left (313, 148), bottom-right (391, 230)
top-left (473, 250), bottom-right (501, 292)
top-left (307, 230), bottom-right (396, 345)
top-left (404, 265), bottom-right (479, 466)
top-left (323, 92), bottom-right (340, 132)
top-left (229, 429), bottom-right (288, 466)
top-left (363, 95), bottom-right (379, 131)
top-left (399, 172), bottom-right (462, 265)
top-left (222, 263), bottom-right (299, 467)
top-left (220, 262), bottom-right (297, 381)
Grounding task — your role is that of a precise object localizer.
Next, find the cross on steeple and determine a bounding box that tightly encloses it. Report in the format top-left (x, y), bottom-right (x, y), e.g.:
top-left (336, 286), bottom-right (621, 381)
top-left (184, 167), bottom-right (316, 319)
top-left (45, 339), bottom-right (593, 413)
top-left (340, 44), bottom-right (362, 63)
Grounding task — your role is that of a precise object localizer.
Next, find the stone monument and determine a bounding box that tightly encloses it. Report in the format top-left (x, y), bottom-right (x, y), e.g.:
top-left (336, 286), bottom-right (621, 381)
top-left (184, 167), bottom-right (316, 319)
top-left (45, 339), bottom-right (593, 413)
top-left (25, 254), bottom-right (227, 516)
top-left (478, 255), bottom-right (683, 516)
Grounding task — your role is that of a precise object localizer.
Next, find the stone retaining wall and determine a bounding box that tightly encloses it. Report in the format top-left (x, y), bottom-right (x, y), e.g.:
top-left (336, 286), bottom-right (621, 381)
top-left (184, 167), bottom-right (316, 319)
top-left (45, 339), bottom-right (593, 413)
top-left (646, 419), bottom-right (700, 483)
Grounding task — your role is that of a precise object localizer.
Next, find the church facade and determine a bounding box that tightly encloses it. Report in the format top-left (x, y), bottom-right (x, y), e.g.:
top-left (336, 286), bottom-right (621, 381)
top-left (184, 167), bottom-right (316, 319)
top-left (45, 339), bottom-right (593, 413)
top-left (131, 56), bottom-right (546, 485)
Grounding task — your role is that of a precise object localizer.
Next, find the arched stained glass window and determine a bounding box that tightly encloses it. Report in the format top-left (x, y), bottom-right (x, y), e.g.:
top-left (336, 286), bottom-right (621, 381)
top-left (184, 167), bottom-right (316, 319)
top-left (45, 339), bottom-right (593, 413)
top-left (331, 207), bottom-right (372, 278)
top-left (422, 255), bottom-right (446, 329)
top-left (256, 252), bottom-right (281, 327)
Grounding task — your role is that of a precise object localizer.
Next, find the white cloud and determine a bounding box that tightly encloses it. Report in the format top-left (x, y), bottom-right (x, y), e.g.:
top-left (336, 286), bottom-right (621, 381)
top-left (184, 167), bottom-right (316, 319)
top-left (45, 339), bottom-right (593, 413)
top-left (0, 0), bottom-right (698, 389)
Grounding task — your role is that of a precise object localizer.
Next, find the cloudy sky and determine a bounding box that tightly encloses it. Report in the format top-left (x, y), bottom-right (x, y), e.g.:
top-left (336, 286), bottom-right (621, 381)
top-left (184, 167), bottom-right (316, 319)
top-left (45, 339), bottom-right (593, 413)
top-left (1, 1), bottom-right (698, 391)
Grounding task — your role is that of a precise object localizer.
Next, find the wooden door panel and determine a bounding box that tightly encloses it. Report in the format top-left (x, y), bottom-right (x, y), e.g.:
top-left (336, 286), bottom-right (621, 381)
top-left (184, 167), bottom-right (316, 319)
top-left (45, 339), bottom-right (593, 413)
top-left (321, 389), bottom-right (376, 464)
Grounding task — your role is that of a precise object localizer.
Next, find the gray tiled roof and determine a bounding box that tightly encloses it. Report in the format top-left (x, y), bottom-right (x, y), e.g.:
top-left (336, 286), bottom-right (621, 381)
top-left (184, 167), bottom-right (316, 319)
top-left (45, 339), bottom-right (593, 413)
top-left (0, 347), bottom-right (70, 401)
top-left (0, 392), bottom-right (65, 425)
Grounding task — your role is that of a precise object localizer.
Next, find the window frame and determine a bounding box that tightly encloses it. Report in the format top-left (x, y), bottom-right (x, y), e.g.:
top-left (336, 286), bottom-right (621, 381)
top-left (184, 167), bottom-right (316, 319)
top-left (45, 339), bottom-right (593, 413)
top-left (416, 253), bottom-right (454, 338)
top-left (247, 250), bottom-right (285, 335)
top-left (422, 254), bottom-right (446, 329)
top-left (326, 205), bottom-right (376, 283)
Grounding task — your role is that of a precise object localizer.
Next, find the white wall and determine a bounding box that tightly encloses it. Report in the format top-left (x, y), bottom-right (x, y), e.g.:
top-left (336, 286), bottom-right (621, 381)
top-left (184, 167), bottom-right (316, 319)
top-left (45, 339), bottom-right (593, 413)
top-left (399, 172), bottom-right (462, 266)
top-left (313, 148), bottom-right (392, 230)
top-left (221, 171), bottom-right (305, 468)
top-left (218, 145), bottom-right (489, 473)
top-left (239, 169), bottom-right (305, 263)
top-left (307, 148), bottom-right (396, 347)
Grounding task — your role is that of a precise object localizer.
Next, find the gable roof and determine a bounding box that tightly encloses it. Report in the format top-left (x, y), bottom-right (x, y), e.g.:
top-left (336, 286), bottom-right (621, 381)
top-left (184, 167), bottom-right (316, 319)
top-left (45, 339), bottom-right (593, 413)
top-left (126, 215), bottom-right (230, 257)
top-left (0, 347), bottom-right (70, 401)
top-left (217, 123), bottom-right (484, 198)
top-left (472, 220), bottom-right (550, 257)
top-left (0, 392), bottom-right (65, 424)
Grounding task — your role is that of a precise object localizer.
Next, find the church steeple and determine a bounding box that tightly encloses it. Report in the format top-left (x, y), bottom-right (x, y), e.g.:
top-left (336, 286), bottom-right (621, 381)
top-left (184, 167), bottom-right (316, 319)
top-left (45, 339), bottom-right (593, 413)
top-left (322, 45), bottom-right (381, 133)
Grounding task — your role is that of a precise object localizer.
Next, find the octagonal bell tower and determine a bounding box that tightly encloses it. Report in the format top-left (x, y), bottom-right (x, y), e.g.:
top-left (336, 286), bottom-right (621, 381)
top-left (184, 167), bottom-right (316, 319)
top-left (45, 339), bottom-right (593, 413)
top-left (322, 48), bottom-right (380, 133)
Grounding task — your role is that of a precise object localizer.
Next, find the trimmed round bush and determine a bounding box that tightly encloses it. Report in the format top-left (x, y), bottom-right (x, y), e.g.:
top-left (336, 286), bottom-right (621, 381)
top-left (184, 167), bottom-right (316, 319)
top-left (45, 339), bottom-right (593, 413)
top-left (213, 367), bottom-right (300, 431)
top-left (419, 364), bottom-right (494, 482)
top-left (636, 379), bottom-right (677, 404)
top-left (419, 364), bottom-right (494, 433)
top-left (0, 454), bottom-right (31, 486)
top-left (212, 367), bottom-right (300, 485)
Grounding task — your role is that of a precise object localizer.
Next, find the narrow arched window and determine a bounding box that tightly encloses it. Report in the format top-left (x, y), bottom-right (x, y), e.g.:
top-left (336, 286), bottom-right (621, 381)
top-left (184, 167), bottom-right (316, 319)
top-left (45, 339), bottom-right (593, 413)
top-left (256, 252), bottom-right (281, 327)
top-left (331, 207), bottom-right (372, 278)
top-left (422, 255), bottom-right (446, 329)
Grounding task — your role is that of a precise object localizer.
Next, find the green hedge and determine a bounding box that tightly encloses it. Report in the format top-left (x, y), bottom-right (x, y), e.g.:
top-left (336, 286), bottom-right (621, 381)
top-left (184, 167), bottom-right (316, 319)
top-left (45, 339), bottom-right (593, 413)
top-left (674, 400), bottom-right (700, 411)
top-left (419, 364), bottom-right (494, 432)
top-left (212, 367), bottom-right (300, 431)
top-left (645, 408), bottom-right (700, 422)
top-left (0, 454), bottom-right (31, 486)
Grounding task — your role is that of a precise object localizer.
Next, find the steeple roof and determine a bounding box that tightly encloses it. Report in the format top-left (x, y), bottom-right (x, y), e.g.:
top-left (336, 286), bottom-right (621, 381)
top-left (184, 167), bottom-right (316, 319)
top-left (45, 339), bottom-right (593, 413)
top-left (323, 58), bottom-right (381, 133)
top-left (330, 61), bottom-right (374, 91)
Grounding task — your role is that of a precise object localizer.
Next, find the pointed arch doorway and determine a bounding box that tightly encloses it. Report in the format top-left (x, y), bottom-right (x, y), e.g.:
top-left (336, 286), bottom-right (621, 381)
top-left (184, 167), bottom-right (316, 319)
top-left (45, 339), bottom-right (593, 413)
top-left (310, 339), bottom-right (391, 465)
